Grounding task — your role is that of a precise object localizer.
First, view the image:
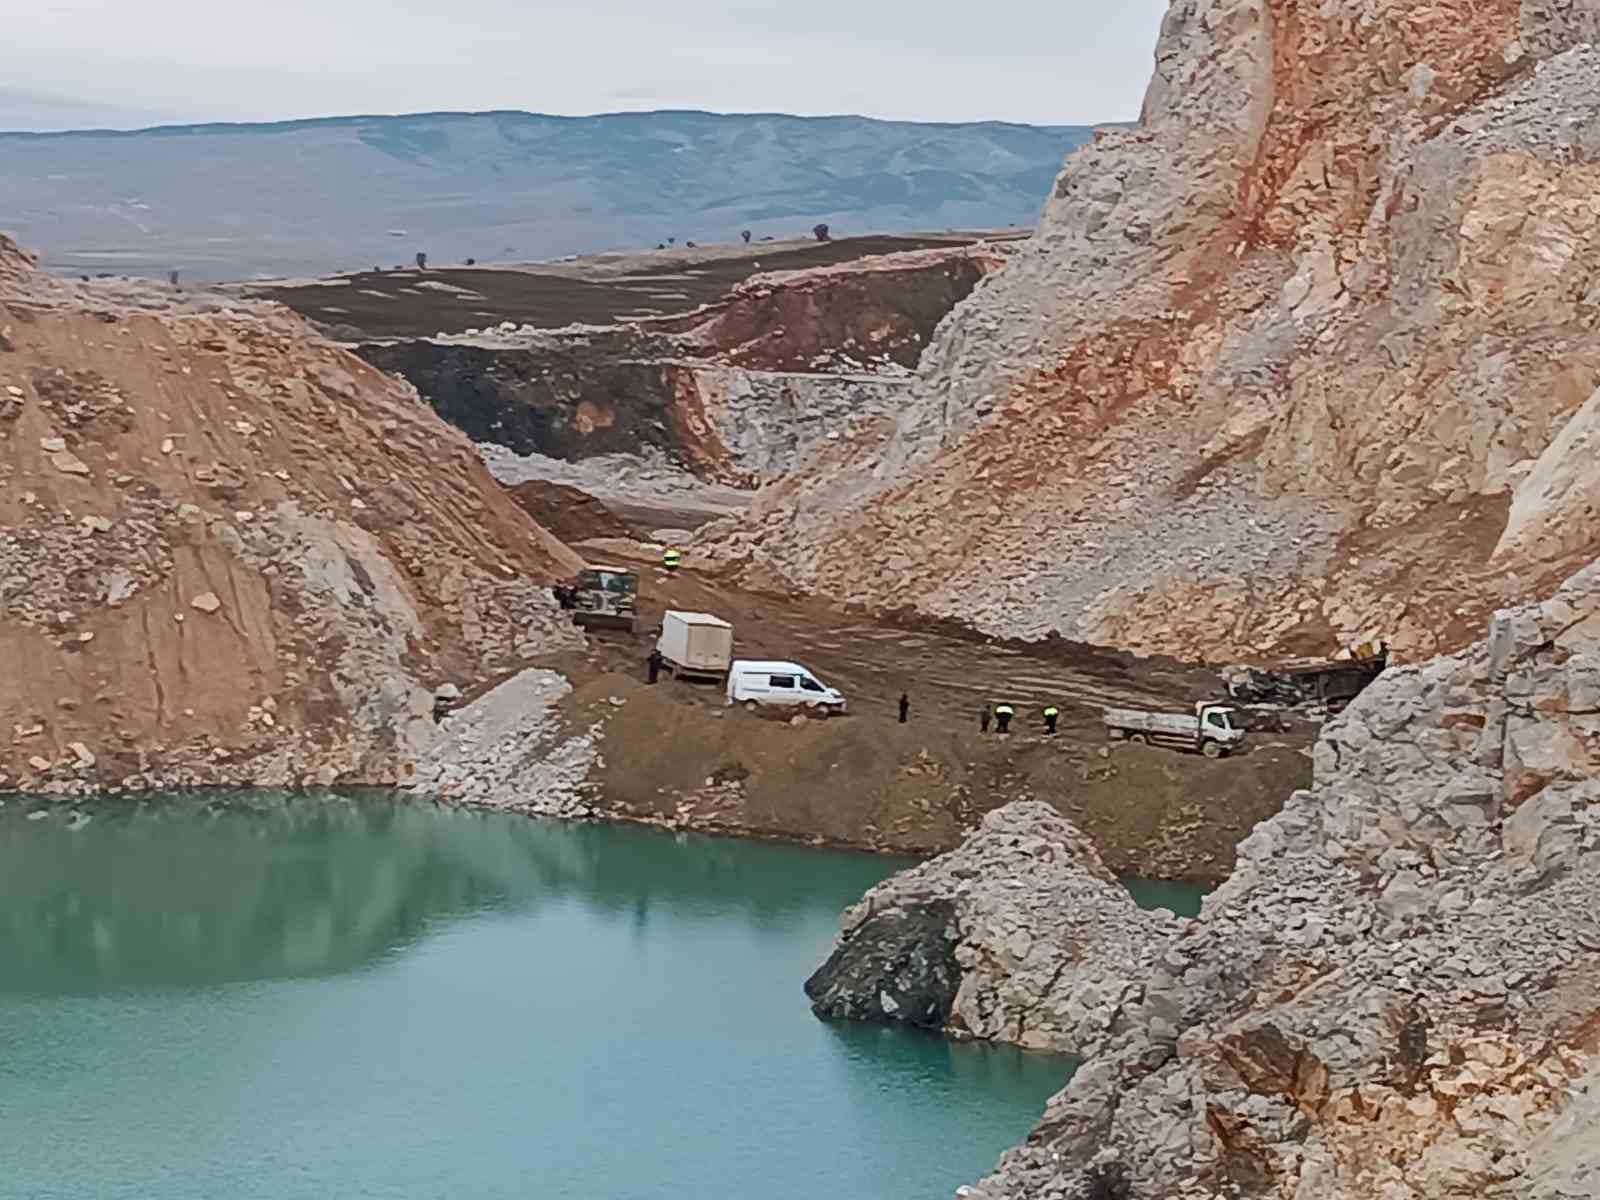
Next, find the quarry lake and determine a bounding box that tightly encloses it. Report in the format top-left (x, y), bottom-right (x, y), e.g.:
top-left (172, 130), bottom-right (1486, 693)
top-left (0, 793), bottom-right (1134, 1200)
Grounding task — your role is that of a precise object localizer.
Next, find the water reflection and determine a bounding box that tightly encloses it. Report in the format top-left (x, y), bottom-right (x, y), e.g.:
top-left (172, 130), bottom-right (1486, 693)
top-left (0, 792), bottom-right (904, 994)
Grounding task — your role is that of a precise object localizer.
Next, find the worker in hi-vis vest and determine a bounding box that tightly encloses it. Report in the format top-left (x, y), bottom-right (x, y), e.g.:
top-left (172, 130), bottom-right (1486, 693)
top-left (994, 703), bottom-right (1014, 734)
top-left (1043, 705), bottom-right (1059, 735)
top-left (662, 546), bottom-right (683, 572)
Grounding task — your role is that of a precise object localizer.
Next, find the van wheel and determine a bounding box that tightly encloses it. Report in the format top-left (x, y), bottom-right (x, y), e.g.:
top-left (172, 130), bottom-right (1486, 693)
top-left (1129, 733), bottom-right (1148, 745)
top-left (809, 703), bottom-right (830, 719)
top-left (1202, 740), bottom-right (1223, 759)
top-left (743, 700), bottom-right (760, 713)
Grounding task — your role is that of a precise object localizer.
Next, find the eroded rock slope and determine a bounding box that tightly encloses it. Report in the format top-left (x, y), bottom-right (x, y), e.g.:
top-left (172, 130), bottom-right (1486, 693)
top-left (715, 0), bottom-right (1600, 664)
top-left (954, 561), bottom-right (1600, 1199)
top-left (0, 235), bottom-right (582, 794)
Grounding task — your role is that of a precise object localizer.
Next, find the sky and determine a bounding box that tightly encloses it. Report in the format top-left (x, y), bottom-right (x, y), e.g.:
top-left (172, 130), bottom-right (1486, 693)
top-left (4, 0), bottom-right (1169, 131)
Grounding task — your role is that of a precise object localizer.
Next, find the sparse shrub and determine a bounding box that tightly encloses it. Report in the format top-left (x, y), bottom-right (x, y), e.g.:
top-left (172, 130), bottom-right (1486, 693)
top-left (465, 257), bottom-right (476, 265)
top-left (812, 223), bottom-right (831, 242)
top-left (415, 251), bottom-right (428, 270)
top-left (741, 230), bottom-right (752, 244)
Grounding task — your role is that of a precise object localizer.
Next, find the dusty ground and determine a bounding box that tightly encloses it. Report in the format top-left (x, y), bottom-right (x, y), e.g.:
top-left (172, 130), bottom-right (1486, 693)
top-left (247, 233), bottom-right (1023, 340)
top-left (534, 563), bottom-right (1313, 883)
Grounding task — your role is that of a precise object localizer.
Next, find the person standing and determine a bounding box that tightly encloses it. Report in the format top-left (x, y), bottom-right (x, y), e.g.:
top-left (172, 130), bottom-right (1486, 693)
top-left (647, 648), bottom-right (664, 684)
top-left (979, 705), bottom-right (991, 733)
top-left (898, 692), bottom-right (910, 724)
top-left (662, 546), bottom-right (684, 573)
top-left (1043, 705), bottom-right (1059, 735)
top-left (994, 703), bottom-right (1014, 734)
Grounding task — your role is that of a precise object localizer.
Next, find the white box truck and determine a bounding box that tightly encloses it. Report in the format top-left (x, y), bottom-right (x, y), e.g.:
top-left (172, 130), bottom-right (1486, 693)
top-left (656, 611), bottom-right (734, 682)
top-left (1102, 702), bottom-right (1245, 757)
top-left (726, 660), bottom-right (847, 716)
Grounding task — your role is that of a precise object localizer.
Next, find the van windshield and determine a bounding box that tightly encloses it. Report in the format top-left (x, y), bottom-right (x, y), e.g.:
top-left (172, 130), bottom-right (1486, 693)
top-left (799, 676), bottom-right (824, 693)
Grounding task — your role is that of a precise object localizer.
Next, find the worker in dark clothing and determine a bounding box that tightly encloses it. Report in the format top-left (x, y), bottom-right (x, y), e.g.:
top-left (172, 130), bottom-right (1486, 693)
top-left (898, 693), bottom-right (910, 723)
top-left (646, 648), bottom-right (664, 684)
top-left (994, 703), bottom-right (1014, 734)
top-left (979, 706), bottom-right (991, 733)
top-left (1043, 705), bottom-right (1059, 735)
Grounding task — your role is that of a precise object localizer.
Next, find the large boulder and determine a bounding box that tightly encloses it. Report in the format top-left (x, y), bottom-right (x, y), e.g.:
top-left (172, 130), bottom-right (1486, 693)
top-left (806, 802), bottom-right (1181, 1056)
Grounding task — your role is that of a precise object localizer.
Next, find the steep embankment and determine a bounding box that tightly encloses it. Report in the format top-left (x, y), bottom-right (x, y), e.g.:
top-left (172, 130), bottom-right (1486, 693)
top-left (811, 560), bottom-right (1600, 1199)
top-left (0, 235), bottom-right (582, 794)
top-left (714, 0), bottom-right (1600, 665)
top-left (355, 242), bottom-right (1009, 486)
top-left (970, 561), bottom-right (1600, 1200)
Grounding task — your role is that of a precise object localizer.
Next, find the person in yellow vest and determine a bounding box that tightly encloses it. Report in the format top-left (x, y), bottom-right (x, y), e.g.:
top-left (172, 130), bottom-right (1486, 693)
top-left (662, 546), bottom-right (684, 573)
top-left (994, 703), bottom-right (1014, 734)
top-left (1043, 705), bottom-right (1059, 735)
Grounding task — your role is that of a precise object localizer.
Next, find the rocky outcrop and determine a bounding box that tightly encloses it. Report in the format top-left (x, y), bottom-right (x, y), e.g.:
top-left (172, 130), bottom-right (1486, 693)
top-left (0, 233), bottom-right (583, 795)
top-left (963, 560), bottom-right (1600, 1200)
top-left (807, 802), bottom-right (1180, 1055)
top-left (354, 243), bottom-right (1010, 486)
top-left (712, 0), bottom-right (1600, 666)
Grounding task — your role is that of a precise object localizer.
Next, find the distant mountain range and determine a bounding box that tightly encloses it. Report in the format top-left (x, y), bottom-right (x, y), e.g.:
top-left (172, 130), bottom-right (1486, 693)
top-left (0, 110), bottom-right (1096, 282)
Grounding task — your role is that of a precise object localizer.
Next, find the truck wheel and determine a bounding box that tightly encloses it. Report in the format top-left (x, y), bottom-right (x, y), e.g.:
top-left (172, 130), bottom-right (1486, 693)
top-left (1202, 740), bottom-right (1222, 759)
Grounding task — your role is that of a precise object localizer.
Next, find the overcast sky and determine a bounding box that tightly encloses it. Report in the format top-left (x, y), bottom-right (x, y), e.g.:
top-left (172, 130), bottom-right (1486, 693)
top-left (5, 0), bottom-right (1168, 131)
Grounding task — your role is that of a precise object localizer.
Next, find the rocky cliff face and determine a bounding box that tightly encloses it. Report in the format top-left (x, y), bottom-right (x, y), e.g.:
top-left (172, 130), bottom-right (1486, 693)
top-left (714, 0), bottom-right (1600, 665)
top-left (0, 234), bottom-right (582, 795)
top-left (357, 244), bottom-right (1007, 486)
top-left (946, 561), bottom-right (1600, 1199)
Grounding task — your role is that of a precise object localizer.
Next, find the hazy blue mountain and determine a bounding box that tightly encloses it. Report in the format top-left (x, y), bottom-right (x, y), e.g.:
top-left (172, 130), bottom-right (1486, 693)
top-left (0, 109), bottom-right (1092, 281)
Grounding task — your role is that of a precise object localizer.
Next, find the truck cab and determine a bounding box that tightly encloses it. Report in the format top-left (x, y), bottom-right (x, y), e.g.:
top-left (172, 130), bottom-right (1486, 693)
top-left (1197, 704), bottom-right (1244, 753)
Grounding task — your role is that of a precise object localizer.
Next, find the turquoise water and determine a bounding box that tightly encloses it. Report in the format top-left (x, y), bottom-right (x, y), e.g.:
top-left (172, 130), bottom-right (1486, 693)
top-left (0, 795), bottom-right (1076, 1200)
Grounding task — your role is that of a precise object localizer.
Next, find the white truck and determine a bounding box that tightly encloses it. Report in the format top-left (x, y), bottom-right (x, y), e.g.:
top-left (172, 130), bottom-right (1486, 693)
top-left (726, 660), bottom-right (848, 716)
top-left (1103, 702), bottom-right (1245, 758)
top-left (656, 611), bottom-right (734, 682)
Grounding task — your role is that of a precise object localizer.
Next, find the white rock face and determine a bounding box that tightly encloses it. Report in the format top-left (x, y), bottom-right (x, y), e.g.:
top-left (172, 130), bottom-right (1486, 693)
top-left (809, 802), bottom-right (1180, 1057)
top-left (962, 559), bottom-right (1600, 1200)
top-left (709, 0), bottom-right (1600, 666)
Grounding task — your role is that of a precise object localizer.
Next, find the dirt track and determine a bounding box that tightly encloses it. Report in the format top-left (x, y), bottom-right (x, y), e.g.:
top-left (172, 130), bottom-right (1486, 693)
top-left (538, 564), bottom-right (1314, 883)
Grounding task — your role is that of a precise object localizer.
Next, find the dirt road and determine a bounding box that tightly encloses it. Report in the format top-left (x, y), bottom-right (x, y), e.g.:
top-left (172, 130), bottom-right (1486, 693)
top-left (538, 564), bottom-right (1312, 883)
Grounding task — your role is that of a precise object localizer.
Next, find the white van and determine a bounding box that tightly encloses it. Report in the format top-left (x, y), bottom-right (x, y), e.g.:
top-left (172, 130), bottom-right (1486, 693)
top-left (726, 660), bottom-right (847, 716)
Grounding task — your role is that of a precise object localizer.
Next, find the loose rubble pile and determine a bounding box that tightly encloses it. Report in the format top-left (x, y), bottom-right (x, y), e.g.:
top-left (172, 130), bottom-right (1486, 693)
top-left (404, 668), bottom-right (598, 817)
top-left (710, 0), bottom-right (1600, 665)
top-left (0, 233), bottom-right (583, 795)
top-left (807, 802), bottom-right (1180, 1055)
top-left (858, 561), bottom-right (1598, 1199)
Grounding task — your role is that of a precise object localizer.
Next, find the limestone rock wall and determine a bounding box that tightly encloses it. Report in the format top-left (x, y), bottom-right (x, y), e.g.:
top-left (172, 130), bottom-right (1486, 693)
top-left (712, 0), bottom-right (1600, 665)
top-left (965, 560), bottom-right (1600, 1200)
